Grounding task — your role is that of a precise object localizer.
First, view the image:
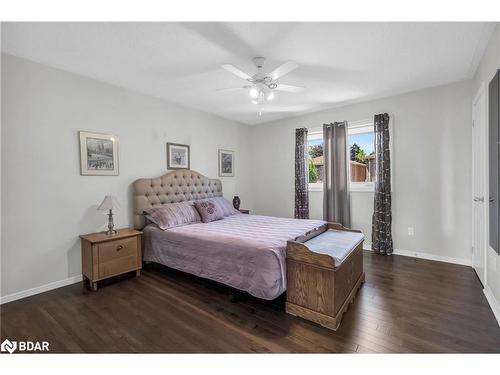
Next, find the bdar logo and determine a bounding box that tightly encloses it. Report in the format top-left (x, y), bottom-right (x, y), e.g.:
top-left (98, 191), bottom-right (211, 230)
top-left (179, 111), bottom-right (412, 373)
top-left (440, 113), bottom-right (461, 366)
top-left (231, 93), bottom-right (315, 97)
top-left (1, 339), bottom-right (17, 354)
top-left (1, 339), bottom-right (49, 353)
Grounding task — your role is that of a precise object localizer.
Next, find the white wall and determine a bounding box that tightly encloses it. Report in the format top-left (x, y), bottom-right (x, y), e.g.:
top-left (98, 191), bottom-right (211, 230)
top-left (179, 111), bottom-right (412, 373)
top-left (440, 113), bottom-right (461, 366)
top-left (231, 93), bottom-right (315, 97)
top-left (0, 54), bottom-right (253, 299)
top-left (250, 80), bottom-right (473, 264)
top-left (473, 24), bottom-right (500, 318)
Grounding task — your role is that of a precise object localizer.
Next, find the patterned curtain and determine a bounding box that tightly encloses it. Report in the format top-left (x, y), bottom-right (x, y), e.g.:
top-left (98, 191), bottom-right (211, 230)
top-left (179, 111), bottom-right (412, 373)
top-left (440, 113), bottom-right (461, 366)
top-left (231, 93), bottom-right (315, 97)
top-left (294, 128), bottom-right (309, 219)
top-left (371, 113), bottom-right (393, 255)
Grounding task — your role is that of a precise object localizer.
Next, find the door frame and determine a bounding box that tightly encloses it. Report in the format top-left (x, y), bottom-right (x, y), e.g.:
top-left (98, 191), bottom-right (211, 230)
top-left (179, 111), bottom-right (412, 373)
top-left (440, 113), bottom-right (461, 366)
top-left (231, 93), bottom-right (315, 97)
top-left (471, 82), bottom-right (488, 285)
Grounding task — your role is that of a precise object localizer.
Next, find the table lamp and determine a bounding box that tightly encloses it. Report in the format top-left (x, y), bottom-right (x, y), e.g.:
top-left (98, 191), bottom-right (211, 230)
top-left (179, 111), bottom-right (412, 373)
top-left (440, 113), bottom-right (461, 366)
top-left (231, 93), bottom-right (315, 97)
top-left (98, 195), bottom-right (119, 235)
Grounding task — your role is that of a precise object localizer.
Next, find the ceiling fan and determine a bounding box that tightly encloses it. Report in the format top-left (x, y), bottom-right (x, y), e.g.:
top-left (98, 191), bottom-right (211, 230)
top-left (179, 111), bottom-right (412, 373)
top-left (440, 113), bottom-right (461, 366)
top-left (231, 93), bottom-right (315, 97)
top-left (219, 57), bottom-right (304, 105)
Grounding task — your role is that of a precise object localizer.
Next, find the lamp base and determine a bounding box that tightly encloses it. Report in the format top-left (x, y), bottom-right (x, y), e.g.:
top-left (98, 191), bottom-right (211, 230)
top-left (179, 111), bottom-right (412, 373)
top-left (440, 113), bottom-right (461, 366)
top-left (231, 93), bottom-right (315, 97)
top-left (105, 209), bottom-right (116, 236)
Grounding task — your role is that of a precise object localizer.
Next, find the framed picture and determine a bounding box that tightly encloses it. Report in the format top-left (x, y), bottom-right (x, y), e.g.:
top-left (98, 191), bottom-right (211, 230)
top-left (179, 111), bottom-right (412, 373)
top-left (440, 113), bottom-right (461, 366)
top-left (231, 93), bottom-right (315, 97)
top-left (79, 131), bottom-right (119, 176)
top-left (167, 142), bottom-right (190, 170)
top-left (218, 149), bottom-right (235, 177)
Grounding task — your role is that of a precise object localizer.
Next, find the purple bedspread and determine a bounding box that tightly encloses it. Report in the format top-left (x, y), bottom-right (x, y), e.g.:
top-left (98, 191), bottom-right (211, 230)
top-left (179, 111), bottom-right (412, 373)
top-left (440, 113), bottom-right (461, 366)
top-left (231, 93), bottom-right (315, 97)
top-left (143, 214), bottom-right (326, 299)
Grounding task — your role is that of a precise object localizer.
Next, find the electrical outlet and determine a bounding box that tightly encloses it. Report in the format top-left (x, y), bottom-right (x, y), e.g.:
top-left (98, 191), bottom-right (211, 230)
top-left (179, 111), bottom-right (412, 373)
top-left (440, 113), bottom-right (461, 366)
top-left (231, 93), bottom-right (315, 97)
top-left (408, 226), bottom-right (415, 236)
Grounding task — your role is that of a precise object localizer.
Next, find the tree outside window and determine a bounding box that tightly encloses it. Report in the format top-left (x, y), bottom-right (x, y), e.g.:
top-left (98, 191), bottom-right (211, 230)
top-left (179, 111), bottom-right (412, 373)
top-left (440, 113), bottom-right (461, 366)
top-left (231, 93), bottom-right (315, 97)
top-left (307, 139), bottom-right (324, 184)
top-left (349, 132), bottom-right (375, 183)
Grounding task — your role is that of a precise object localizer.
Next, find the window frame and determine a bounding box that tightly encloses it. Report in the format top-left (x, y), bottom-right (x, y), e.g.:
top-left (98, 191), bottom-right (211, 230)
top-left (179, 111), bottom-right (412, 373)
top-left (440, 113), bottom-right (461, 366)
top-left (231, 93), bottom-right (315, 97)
top-left (306, 117), bottom-right (393, 193)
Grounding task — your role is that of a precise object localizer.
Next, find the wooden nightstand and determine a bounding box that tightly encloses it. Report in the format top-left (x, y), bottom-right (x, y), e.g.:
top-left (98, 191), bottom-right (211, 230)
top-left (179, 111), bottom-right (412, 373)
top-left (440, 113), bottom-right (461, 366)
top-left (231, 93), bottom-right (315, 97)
top-left (238, 209), bottom-right (250, 214)
top-left (80, 228), bottom-right (142, 291)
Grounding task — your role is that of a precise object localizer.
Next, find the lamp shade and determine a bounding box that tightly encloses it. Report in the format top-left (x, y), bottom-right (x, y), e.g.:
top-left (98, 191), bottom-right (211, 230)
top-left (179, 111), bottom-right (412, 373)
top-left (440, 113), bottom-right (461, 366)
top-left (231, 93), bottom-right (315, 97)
top-left (97, 195), bottom-right (120, 211)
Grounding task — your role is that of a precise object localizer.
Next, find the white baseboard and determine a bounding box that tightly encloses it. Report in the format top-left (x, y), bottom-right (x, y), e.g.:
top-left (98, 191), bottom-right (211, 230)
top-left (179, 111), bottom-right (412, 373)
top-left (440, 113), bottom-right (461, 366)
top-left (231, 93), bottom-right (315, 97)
top-left (483, 285), bottom-right (500, 327)
top-left (0, 275), bottom-right (83, 305)
top-left (363, 244), bottom-right (472, 266)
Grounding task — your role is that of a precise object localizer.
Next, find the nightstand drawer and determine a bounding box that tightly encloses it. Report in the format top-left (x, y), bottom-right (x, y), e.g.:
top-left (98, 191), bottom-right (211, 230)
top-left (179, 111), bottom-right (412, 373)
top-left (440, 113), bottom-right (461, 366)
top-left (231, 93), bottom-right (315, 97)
top-left (98, 237), bottom-right (137, 263)
top-left (99, 255), bottom-right (138, 279)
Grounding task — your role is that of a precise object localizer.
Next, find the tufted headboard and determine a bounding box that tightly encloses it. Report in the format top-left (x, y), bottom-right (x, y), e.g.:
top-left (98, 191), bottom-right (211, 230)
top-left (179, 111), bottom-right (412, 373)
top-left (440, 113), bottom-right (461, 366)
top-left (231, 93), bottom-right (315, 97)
top-left (133, 170), bottom-right (223, 229)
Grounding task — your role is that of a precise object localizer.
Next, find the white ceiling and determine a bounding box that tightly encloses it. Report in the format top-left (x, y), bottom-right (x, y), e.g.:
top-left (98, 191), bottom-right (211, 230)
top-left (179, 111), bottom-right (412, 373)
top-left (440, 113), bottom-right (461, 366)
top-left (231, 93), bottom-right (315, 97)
top-left (1, 22), bottom-right (495, 125)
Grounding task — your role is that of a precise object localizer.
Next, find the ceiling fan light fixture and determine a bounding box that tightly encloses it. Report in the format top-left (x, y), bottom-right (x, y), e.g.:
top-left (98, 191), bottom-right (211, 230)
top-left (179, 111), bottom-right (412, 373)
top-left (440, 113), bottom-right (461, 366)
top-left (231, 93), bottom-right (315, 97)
top-left (257, 91), bottom-right (265, 103)
top-left (221, 57), bottom-right (302, 109)
top-left (249, 87), bottom-right (259, 99)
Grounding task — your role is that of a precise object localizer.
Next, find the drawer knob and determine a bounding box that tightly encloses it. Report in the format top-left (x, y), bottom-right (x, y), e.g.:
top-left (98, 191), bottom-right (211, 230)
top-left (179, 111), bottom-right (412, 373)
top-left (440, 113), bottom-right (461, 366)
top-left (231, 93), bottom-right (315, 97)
top-left (116, 245), bottom-right (124, 251)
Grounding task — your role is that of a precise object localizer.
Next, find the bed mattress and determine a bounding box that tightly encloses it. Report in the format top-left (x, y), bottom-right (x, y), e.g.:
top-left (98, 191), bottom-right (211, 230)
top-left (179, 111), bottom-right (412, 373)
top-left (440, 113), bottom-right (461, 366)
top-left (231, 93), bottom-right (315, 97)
top-left (143, 214), bottom-right (326, 299)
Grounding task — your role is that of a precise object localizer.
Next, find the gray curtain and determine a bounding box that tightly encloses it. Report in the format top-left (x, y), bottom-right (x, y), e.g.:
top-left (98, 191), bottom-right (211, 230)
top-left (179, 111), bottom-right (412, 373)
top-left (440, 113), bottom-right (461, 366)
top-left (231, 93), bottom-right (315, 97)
top-left (294, 128), bottom-right (309, 219)
top-left (371, 113), bottom-right (393, 255)
top-left (323, 122), bottom-right (350, 226)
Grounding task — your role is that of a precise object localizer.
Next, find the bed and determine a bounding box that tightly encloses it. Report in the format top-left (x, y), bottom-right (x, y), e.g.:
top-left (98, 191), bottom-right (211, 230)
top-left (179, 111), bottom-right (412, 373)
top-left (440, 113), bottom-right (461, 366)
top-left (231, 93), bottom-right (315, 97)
top-left (133, 170), bottom-right (358, 301)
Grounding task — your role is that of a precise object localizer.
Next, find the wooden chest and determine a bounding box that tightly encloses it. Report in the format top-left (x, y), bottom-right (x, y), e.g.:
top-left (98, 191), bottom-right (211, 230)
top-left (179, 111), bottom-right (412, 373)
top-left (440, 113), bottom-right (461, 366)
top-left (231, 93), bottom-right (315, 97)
top-left (286, 223), bottom-right (365, 331)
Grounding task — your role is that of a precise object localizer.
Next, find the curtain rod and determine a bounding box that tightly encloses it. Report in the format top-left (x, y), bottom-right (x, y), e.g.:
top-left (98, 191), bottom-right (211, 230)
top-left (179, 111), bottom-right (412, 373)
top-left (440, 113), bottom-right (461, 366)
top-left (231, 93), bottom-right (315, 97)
top-left (308, 113), bottom-right (394, 133)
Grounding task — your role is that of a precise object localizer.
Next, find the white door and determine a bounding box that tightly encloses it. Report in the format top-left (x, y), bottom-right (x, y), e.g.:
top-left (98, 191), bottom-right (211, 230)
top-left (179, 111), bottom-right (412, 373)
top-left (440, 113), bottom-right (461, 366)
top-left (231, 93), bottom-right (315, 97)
top-left (472, 84), bottom-right (487, 285)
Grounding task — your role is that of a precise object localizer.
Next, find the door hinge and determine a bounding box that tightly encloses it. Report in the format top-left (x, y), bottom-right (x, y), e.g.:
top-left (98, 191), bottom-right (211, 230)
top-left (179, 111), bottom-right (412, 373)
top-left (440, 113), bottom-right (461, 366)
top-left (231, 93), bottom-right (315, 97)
top-left (471, 246), bottom-right (474, 254)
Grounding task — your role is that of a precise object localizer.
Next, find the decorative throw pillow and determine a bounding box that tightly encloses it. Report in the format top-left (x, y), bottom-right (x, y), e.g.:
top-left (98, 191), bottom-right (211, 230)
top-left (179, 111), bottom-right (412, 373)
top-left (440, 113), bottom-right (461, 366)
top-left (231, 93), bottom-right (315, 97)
top-left (194, 200), bottom-right (224, 223)
top-left (210, 197), bottom-right (241, 217)
top-left (144, 201), bottom-right (201, 230)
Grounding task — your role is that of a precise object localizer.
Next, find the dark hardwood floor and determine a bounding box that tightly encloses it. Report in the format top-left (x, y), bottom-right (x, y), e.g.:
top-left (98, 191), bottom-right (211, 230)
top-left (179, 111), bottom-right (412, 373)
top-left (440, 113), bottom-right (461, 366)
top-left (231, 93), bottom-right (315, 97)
top-left (2, 251), bottom-right (500, 353)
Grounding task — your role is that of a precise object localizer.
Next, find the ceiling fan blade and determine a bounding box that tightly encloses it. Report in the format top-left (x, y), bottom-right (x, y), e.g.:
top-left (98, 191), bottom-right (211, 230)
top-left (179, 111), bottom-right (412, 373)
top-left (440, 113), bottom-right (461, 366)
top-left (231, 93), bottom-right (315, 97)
top-left (215, 87), bottom-right (246, 92)
top-left (274, 84), bottom-right (304, 93)
top-left (221, 64), bottom-right (252, 81)
top-left (269, 61), bottom-right (299, 80)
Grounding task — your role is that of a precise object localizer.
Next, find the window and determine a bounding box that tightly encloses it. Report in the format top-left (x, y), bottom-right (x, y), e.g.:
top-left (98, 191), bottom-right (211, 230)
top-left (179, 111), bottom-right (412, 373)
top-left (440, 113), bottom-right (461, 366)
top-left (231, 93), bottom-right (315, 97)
top-left (307, 131), bottom-right (324, 191)
top-left (307, 119), bottom-right (391, 192)
top-left (348, 120), bottom-right (376, 192)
